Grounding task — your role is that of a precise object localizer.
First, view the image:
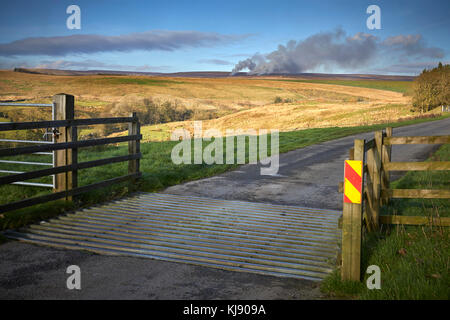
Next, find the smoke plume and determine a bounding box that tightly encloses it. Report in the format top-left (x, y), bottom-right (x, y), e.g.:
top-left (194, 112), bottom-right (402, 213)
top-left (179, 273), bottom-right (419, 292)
top-left (231, 28), bottom-right (443, 75)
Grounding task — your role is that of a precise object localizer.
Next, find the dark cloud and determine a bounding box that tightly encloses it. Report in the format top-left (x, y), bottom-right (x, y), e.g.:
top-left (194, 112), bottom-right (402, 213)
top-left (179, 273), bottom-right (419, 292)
top-left (0, 59), bottom-right (32, 69)
top-left (0, 58), bottom-right (169, 71)
top-left (36, 59), bottom-right (169, 71)
top-left (197, 59), bottom-right (232, 65)
top-left (382, 35), bottom-right (444, 58)
top-left (232, 28), bottom-right (445, 75)
top-left (0, 30), bottom-right (249, 57)
top-left (370, 61), bottom-right (449, 74)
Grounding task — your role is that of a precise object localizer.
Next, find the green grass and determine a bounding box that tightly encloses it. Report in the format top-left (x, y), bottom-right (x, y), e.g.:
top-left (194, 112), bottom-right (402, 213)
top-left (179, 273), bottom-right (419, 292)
top-left (275, 114), bottom-right (449, 153)
top-left (263, 79), bottom-right (412, 93)
top-left (139, 123), bottom-right (173, 141)
top-left (383, 145), bottom-right (450, 218)
top-left (0, 129), bottom-right (46, 146)
top-left (322, 226), bottom-right (449, 299)
top-left (0, 114), bottom-right (449, 234)
top-left (321, 144), bottom-right (450, 300)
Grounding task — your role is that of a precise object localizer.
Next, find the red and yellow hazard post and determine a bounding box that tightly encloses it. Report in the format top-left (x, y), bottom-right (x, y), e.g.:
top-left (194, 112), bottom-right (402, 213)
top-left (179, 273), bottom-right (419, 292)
top-left (341, 139), bottom-right (365, 282)
top-left (344, 160), bottom-right (363, 204)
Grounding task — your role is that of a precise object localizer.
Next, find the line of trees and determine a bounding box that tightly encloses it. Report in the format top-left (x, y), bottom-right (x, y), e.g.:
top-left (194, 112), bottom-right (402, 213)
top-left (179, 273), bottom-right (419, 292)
top-left (411, 62), bottom-right (449, 112)
top-left (96, 97), bottom-right (194, 136)
top-left (94, 97), bottom-right (219, 137)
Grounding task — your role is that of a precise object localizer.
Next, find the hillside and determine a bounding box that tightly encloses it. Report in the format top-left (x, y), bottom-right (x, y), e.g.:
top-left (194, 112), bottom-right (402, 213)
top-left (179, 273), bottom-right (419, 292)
top-left (11, 67), bottom-right (415, 81)
top-left (108, 80), bottom-right (419, 141)
top-left (0, 69), bottom-right (432, 142)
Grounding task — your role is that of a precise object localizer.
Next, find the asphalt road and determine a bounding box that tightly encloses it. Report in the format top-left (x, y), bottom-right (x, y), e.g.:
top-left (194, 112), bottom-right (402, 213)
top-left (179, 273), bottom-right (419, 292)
top-left (0, 118), bottom-right (448, 299)
top-left (164, 117), bottom-right (450, 210)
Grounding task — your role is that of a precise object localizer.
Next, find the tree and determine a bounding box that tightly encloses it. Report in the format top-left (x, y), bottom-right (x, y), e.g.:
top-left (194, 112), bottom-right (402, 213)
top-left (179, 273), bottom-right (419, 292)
top-left (411, 63), bottom-right (449, 112)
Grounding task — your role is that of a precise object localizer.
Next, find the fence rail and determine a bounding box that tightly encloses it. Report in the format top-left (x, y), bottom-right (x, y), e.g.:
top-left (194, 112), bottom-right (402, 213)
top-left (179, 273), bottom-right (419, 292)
top-left (0, 102), bottom-right (53, 107)
top-left (339, 127), bottom-right (450, 281)
top-left (0, 135), bottom-right (141, 157)
top-left (384, 136), bottom-right (450, 145)
top-left (0, 94), bottom-right (141, 214)
top-left (0, 117), bottom-right (136, 131)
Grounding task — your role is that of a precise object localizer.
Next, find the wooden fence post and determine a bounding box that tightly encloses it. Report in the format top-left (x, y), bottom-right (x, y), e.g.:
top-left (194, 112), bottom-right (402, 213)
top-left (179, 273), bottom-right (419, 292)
top-left (128, 112), bottom-right (140, 183)
top-left (365, 145), bottom-right (375, 232)
top-left (371, 131), bottom-right (383, 229)
top-left (341, 139), bottom-right (365, 281)
top-left (381, 127), bottom-right (393, 205)
top-left (53, 94), bottom-right (77, 201)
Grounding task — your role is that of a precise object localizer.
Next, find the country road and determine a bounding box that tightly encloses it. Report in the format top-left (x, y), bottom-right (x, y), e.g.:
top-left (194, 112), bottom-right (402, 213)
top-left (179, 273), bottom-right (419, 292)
top-left (0, 118), bottom-right (449, 299)
top-left (164, 117), bottom-right (450, 210)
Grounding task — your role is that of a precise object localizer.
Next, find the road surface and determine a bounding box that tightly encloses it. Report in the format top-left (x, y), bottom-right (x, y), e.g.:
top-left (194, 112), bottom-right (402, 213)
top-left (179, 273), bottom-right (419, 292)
top-left (164, 118), bottom-right (450, 210)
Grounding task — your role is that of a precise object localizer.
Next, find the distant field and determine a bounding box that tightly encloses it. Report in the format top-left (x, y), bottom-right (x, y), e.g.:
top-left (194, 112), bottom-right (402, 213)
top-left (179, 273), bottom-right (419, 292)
top-left (261, 78), bottom-right (412, 93)
top-left (79, 76), bottom-right (185, 87)
top-left (0, 69), bottom-right (431, 143)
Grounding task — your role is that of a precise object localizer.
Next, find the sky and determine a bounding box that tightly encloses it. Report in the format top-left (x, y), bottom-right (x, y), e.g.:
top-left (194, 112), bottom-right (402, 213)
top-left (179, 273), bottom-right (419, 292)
top-left (0, 0), bottom-right (449, 75)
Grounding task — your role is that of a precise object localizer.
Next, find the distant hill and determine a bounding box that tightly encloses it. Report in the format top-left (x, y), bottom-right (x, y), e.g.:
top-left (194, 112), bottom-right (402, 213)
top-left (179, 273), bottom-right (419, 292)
top-left (261, 72), bottom-right (415, 81)
top-left (11, 67), bottom-right (415, 81)
top-left (12, 67), bottom-right (162, 77)
top-left (1, 68), bottom-right (423, 141)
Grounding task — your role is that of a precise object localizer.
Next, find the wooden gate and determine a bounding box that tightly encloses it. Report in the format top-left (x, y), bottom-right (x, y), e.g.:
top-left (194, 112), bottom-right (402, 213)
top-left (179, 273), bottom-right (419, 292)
top-left (0, 94), bottom-right (142, 213)
top-left (340, 127), bottom-right (450, 281)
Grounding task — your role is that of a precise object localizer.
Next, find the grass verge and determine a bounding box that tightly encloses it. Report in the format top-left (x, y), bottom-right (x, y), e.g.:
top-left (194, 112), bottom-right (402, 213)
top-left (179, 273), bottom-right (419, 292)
top-left (321, 144), bottom-right (450, 299)
top-left (0, 114), bottom-right (448, 235)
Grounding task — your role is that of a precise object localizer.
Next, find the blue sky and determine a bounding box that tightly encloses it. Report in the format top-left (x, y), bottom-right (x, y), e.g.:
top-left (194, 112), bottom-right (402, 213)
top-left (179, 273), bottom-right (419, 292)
top-left (0, 0), bottom-right (448, 74)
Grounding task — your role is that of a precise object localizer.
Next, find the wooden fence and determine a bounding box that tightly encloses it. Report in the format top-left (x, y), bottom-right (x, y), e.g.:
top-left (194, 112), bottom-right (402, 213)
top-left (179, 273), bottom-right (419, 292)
top-left (0, 94), bottom-right (142, 213)
top-left (339, 127), bottom-right (450, 281)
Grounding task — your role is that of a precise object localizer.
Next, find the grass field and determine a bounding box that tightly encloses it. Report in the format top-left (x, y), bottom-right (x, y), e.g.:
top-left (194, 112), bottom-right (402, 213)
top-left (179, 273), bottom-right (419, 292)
top-left (1, 70), bottom-right (428, 142)
top-left (0, 71), bottom-right (414, 127)
top-left (124, 102), bottom-right (438, 142)
top-left (262, 78), bottom-right (412, 93)
top-left (321, 144), bottom-right (450, 300)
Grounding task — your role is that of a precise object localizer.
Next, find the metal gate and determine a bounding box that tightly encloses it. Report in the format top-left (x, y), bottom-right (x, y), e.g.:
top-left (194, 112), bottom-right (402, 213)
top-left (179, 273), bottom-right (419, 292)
top-left (0, 102), bottom-right (55, 188)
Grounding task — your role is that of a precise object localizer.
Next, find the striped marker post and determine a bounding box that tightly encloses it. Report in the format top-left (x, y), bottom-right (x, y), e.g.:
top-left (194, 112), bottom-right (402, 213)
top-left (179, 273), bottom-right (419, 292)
top-left (344, 160), bottom-right (363, 204)
top-left (341, 139), bottom-right (365, 282)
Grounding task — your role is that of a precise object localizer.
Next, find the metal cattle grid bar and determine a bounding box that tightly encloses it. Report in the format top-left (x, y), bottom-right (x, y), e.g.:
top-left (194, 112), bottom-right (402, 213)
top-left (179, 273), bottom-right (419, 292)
top-left (3, 192), bottom-right (342, 281)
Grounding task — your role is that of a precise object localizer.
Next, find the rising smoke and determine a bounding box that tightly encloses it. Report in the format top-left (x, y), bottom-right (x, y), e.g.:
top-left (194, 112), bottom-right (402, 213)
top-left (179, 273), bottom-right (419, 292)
top-left (231, 28), bottom-right (443, 75)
